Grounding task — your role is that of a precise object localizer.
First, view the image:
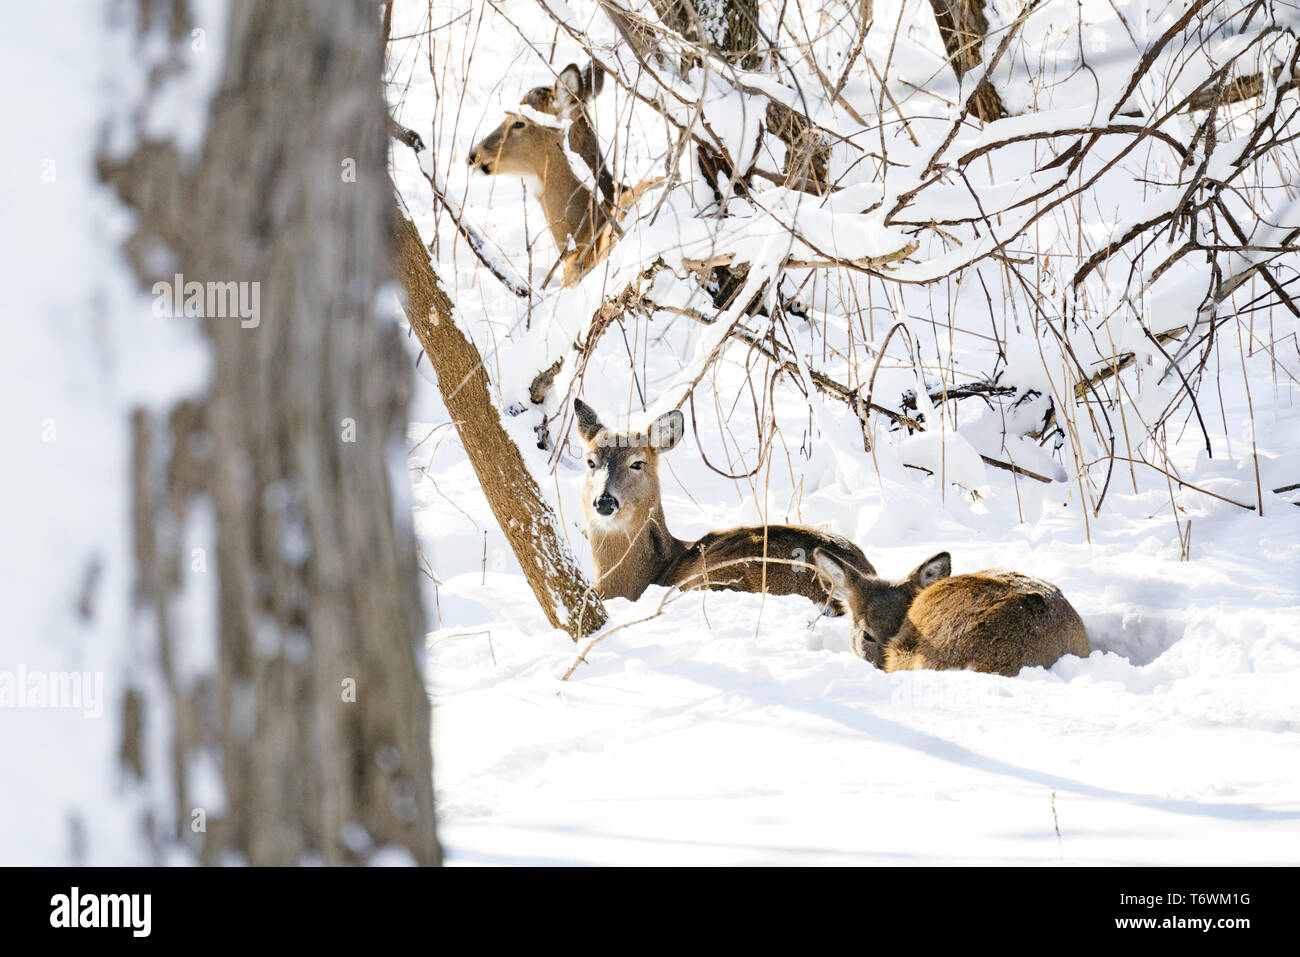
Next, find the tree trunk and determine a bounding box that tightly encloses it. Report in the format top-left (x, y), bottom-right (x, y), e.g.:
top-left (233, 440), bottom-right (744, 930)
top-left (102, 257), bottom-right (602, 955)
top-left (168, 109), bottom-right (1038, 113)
top-left (928, 0), bottom-right (1006, 122)
top-left (395, 212), bottom-right (609, 641)
top-left (719, 0), bottom-right (762, 71)
top-left (675, 0), bottom-right (762, 68)
top-left (100, 0), bottom-right (439, 865)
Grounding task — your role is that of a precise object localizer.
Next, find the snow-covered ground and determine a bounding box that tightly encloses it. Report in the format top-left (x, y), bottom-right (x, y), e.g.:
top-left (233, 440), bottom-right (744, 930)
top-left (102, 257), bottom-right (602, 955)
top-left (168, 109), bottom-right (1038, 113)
top-left (414, 402), bottom-right (1300, 865)
top-left (393, 0), bottom-right (1300, 865)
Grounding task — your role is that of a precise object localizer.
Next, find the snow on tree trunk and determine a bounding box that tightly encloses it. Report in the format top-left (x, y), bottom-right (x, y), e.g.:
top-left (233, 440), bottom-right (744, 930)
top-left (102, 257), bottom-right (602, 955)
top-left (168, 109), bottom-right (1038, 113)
top-left (395, 212), bottom-right (608, 641)
top-left (99, 0), bottom-right (439, 865)
top-left (928, 0), bottom-right (1006, 122)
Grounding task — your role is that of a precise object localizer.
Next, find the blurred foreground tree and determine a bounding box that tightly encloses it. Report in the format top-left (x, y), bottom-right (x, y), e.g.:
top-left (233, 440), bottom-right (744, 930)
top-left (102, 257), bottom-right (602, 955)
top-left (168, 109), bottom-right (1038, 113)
top-left (100, 0), bottom-right (439, 864)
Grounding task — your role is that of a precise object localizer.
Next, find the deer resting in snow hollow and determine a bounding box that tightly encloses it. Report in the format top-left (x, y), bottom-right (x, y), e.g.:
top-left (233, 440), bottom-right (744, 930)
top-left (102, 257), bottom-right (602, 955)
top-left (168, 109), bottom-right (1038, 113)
top-left (812, 550), bottom-right (1092, 675)
top-left (467, 62), bottom-right (619, 287)
top-left (574, 399), bottom-right (876, 612)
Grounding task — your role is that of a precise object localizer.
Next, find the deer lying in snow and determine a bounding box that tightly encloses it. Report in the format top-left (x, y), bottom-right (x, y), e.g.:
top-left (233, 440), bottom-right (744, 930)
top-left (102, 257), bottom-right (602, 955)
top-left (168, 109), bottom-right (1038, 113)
top-left (573, 399), bottom-right (876, 612)
top-left (812, 550), bottom-right (1092, 675)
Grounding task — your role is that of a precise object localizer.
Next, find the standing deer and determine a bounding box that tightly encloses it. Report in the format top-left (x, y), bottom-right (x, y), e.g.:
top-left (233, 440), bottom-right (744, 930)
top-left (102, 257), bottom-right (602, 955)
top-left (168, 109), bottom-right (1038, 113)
top-left (812, 550), bottom-right (1092, 675)
top-left (467, 62), bottom-right (617, 287)
top-left (573, 398), bottom-right (876, 611)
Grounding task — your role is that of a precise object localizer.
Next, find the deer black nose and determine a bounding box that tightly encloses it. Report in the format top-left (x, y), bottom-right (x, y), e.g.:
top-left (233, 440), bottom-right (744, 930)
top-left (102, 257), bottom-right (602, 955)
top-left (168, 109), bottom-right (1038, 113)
top-left (467, 150), bottom-right (477, 165)
top-left (594, 495), bottom-right (618, 516)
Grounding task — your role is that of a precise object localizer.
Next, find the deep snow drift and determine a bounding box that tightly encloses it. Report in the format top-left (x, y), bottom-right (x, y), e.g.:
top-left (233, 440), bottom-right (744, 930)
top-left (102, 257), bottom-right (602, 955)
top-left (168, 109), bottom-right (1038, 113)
top-left (413, 404), bottom-right (1300, 865)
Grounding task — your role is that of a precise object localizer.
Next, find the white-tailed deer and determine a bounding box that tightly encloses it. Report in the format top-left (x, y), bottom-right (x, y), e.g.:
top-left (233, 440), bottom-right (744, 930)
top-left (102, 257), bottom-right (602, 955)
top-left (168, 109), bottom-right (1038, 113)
top-left (467, 62), bottom-right (617, 287)
top-left (573, 399), bottom-right (876, 611)
top-left (812, 551), bottom-right (1092, 675)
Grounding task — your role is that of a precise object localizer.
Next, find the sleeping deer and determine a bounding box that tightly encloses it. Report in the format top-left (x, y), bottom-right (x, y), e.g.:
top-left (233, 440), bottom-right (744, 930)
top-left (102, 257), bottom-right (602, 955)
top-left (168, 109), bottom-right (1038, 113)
top-left (574, 398), bottom-right (876, 612)
top-left (812, 550), bottom-right (1091, 675)
top-left (467, 62), bottom-right (617, 286)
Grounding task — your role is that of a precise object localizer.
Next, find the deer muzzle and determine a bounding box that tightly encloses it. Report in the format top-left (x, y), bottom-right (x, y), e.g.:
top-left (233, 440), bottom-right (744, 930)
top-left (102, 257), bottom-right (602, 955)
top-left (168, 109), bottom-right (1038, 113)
top-left (466, 149), bottom-right (493, 175)
top-left (593, 494), bottom-right (619, 517)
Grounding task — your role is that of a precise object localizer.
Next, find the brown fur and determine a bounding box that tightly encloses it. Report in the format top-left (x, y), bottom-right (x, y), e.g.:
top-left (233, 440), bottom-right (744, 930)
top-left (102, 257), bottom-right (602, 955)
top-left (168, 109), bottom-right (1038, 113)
top-left (660, 526), bottom-right (872, 609)
top-left (467, 63), bottom-right (615, 287)
top-left (815, 553), bottom-right (1091, 676)
top-left (574, 399), bottom-right (875, 612)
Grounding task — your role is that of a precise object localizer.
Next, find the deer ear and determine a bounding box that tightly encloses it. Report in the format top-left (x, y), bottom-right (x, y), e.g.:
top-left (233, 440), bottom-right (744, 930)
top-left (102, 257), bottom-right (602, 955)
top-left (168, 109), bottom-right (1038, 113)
top-left (574, 398), bottom-right (604, 443)
top-left (910, 552), bottom-right (951, 589)
top-left (813, 548), bottom-right (853, 598)
top-left (648, 410), bottom-right (683, 451)
top-left (556, 63), bottom-right (585, 112)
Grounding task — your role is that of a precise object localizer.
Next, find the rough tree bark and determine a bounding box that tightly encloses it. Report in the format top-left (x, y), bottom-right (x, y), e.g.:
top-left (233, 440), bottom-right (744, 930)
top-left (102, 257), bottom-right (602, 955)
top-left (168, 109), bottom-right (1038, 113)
top-left (665, 1), bottom-right (831, 193)
top-left (718, 0), bottom-right (762, 71)
top-left (100, 0), bottom-right (439, 865)
top-left (644, 0), bottom-right (761, 68)
top-left (395, 213), bottom-right (608, 641)
top-left (928, 0), bottom-right (1006, 122)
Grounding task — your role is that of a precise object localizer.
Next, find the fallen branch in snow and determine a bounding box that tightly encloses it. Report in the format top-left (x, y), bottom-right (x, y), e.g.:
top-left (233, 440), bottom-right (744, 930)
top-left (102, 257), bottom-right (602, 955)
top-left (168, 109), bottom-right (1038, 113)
top-left (907, 452), bottom-right (1056, 486)
top-left (1073, 323), bottom-right (1194, 399)
top-left (901, 380), bottom-right (1018, 412)
top-left (682, 241), bottom-right (918, 275)
top-left (898, 380), bottom-right (1057, 484)
top-left (977, 455), bottom-right (1054, 485)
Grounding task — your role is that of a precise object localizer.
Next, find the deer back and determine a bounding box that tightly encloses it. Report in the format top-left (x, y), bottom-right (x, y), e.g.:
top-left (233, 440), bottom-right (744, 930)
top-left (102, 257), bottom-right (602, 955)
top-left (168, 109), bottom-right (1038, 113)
top-left (887, 571), bottom-right (1090, 676)
top-left (661, 526), bottom-right (877, 617)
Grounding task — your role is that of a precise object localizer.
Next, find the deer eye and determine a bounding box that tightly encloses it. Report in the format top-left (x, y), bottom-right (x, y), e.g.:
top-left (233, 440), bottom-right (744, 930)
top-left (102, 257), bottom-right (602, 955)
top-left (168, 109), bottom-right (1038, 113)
top-left (511, 121), bottom-right (526, 130)
top-left (586, 459), bottom-right (597, 469)
top-left (629, 460), bottom-right (645, 471)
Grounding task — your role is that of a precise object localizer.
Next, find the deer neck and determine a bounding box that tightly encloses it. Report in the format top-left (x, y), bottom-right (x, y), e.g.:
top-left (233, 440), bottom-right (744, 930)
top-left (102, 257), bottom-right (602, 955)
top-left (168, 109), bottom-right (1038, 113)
top-left (588, 501), bottom-right (686, 602)
top-left (533, 150), bottom-right (604, 253)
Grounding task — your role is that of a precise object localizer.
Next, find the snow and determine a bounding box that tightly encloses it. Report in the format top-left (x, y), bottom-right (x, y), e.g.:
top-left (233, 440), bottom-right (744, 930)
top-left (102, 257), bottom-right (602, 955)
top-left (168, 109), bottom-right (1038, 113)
top-left (409, 364), bottom-right (1300, 864)
top-left (896, 429), bottom-right (990, 489)
top-left (424, 507), bottom-right (1300, 865)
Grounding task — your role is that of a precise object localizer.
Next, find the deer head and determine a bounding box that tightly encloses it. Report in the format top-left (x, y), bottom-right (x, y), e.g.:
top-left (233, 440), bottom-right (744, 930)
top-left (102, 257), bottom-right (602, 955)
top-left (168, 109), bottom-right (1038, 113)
top-left (813, 550), bottom-right (952, 665)
top-left (574, 398), bottom-right (683, 529)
